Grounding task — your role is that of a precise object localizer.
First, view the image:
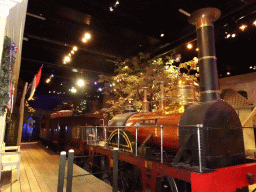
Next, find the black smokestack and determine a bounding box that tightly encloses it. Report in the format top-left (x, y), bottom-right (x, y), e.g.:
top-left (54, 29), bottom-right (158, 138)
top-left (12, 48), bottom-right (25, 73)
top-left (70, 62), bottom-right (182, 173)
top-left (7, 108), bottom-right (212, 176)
top-left (188, 8), bottom-right (221, 102)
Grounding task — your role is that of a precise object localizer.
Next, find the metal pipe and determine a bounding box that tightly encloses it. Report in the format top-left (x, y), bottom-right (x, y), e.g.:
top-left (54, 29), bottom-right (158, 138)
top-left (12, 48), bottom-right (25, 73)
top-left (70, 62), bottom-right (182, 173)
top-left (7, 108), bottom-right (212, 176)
top-left (104, 126), bottom-right (107, 148)
top-left (67, 149), bottom-right (74, 192)
top-left (197, 126), bottom-right (202, 173)
top-left (160, 125), bottom-right (164, 164)
top-left (118, 128), bottom-right (120, 150)
top-left (188, 8), bottom-right (221, 102)
top-left (135, 126), bottom-right (138, 156)
top-left (57, 151), bottom-right (66, 192)
top-left (87, 127), bottom-right (89, 144)
top-left (113, 148), bottom-right (119, 192)
top-left (95, 126), bottom-right (98, 146)
top-left (142, 87), bottom-right (149, 112)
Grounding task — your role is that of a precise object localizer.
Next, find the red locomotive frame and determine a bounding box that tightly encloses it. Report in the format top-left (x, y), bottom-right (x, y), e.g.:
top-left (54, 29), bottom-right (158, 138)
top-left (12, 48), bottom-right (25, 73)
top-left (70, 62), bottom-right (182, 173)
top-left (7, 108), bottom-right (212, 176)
top-left (87, 145), bottom-right (256, 192)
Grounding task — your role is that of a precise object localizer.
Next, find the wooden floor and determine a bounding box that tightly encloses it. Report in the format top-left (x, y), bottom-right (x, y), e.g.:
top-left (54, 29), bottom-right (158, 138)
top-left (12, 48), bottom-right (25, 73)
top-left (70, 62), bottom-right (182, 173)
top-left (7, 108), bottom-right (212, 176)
top-left (0, 142), bottom-right (112, 192)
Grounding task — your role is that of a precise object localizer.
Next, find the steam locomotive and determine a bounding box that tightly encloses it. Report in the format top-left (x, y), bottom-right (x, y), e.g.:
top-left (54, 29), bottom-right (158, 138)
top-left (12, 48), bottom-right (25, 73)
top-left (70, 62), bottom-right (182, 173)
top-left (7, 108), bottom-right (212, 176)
top-left (85, 8), bottom-right (256, 192)
top-left (40, 7), bottom-right (256, 192)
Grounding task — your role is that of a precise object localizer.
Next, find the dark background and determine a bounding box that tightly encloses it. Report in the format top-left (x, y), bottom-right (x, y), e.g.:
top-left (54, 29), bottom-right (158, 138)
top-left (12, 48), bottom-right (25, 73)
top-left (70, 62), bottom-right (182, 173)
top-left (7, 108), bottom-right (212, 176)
top-left (19, 0), bottom-right (256, 110)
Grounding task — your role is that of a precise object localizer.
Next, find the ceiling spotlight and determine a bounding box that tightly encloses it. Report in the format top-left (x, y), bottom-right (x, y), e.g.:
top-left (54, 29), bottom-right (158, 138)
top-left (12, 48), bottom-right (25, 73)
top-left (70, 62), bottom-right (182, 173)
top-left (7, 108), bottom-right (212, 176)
top-left (226, 71), bottom-right (231, 75)
top-left (196, 48), bottom-right (199, 51)
top-left (46, 78), bottom-right (51, 83)
top-left (187, 43), bottom-right (193, 49)
top-left (253, 20), bottom-right (256, 26)
top-left (115, 1), bottom-right (119, 5)
top-left (249, 66), bottom-right (253, 69)
top-left (64, 56), bottom-right (71, 62)
top-left (239, 24), bottom-right (247, 31)
top-left (226, 34), bottom-right (231, 38)
top-left (109, 7), bottom-right (114, 11)
top-left (71, 50), bottom-right (74, 54)
top-left (84, 33), bottom-right (91, 39)
top-left (70, 87), bottom-right (77, 93)
top-left (73, 46), bottom-right (78, 51)
top-left (77, 79), bottom-right (85, 87)
top-left (231, 33), bottom-right (236, 38)
top-left (98, 88), bottom-right (103, 92)
top-left (160, 33), bottom-right (164, 37)
top-left (82, 38), bottom-right (87, 43)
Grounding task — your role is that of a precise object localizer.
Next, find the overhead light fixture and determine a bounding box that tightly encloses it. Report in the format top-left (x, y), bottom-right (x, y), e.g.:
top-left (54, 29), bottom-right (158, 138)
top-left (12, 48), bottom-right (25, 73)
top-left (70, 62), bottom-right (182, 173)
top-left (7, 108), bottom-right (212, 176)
top-left (253, 20), bottom-right (256, 26)
top-left (109, 7), bottom-right (114, 11)
top-left (227, 71), bottom-right (231, 75)
top-left (84, 33), bottom-right (91, 39)
top-left (70, 87), bottom-right (77, 93)
top-left (231, 33), bottom-right (236, 38)
top-left (187, 43), bottom-right (193, 49)
top-left (239, 24), bottom-right (247, 31)
top-left (82, 38), bottom-right (87, 43)
top-left (64, 56), bottom-right (71, 62)
top-left (73, 46), bottom-right (78, 51)
top-left (77, 79), bottom-right (85, 87)
top-left (46, 78), bottom-right (51, 83)
top-left (160, 33), bottom-right (164, 37)
top-left (115, 1), bottom-right (119, 5)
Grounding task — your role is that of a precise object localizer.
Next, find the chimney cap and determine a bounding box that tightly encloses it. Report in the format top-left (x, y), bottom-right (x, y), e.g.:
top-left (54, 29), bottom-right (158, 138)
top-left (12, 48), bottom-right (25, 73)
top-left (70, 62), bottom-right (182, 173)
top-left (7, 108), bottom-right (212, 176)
top-left (188, 7), bottom-right (221, 28)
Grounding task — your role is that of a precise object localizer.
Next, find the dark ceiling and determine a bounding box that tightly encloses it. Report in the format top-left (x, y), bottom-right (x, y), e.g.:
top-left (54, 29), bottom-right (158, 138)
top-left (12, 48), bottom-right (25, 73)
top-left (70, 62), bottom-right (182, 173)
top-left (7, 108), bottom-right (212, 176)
top-left (20, 0), bottom-right (256, 99)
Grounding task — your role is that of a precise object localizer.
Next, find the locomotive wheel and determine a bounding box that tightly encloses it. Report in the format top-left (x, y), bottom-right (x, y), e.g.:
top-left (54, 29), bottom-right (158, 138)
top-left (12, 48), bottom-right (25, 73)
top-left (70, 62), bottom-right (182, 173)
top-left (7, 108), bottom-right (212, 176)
top-left (91, 153), bottom-right (106, 179)
top-left (106, 158), bottom-right (141, 192)
top-left (107, 129), bottom-right (135, 153)
top-left (118, 161), bottom-right (141, 192)
top-left (157, 175), bottom-right (191, 192)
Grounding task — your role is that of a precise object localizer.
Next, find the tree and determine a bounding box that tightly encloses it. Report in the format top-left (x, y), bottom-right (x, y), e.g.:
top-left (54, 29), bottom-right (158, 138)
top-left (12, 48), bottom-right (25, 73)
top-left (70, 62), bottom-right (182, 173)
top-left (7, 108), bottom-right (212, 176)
top-left (99, 52), bottom-right (199, 118)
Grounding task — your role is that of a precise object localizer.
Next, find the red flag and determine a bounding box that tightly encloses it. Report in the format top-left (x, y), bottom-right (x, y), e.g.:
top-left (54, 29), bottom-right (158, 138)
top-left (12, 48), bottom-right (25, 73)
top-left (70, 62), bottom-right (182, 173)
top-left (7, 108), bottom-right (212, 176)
top-left (35, 65), bottom-right (43, 88)
top-left (27, 65), bottom-right (43, 101)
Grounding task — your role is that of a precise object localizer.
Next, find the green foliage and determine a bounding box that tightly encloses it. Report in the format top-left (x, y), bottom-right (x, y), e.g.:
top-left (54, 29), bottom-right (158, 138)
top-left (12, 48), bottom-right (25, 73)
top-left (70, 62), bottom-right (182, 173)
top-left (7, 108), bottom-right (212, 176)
top-left (0, 37), bottom-right (11, 116)
top-left (99, 51), bottom-right (198, 118)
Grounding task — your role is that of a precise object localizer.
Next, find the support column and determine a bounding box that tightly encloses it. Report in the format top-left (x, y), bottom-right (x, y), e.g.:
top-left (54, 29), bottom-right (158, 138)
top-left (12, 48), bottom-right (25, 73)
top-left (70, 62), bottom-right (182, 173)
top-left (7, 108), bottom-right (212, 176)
top-left (0, 0), bottom-right (25, 145)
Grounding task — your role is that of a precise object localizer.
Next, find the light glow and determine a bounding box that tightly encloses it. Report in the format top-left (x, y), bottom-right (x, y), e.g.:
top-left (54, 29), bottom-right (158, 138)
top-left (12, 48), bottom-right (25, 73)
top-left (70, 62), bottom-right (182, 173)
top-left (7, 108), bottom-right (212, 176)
top-left (77, 79), bottom-right (85, 87)
top-left (64, 56), bottom-right (71, 62)
top-left (73, 46), bottom-right (78, 51)
top-left (84, 33), bottom-right (91, 39)
top-left (70, 87), bottom-right (77, 93)
top-left (239, 24), bottom-right (247, 31)
top-left (46, 78), bottom-right (51, 83)
top-left (187, 43), bottom-right (193, 49)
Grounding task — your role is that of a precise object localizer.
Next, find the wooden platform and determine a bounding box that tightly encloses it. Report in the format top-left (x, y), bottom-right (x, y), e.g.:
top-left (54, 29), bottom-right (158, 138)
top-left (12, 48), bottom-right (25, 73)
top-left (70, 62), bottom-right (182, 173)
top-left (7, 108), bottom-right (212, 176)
top-left (0, 142), bottom-right (112, 192)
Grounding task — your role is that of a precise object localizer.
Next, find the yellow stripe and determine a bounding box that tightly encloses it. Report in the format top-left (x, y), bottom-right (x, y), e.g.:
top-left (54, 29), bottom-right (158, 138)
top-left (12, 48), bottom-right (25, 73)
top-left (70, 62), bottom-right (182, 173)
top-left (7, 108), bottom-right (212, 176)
top-left (198, 56), bottom-right (217, 61)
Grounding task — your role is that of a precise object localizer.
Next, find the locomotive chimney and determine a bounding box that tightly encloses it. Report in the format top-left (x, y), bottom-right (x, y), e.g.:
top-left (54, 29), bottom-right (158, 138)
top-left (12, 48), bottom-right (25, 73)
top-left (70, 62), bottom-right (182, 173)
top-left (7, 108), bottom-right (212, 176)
top-left (142, 87), bottom-right (149, 112)
top-left (175, 8), bottom-right (245, 171)
top-left (188, 8), bottom-right (221, 102)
